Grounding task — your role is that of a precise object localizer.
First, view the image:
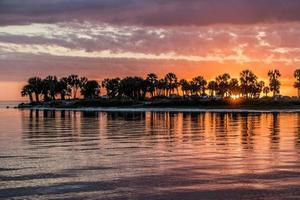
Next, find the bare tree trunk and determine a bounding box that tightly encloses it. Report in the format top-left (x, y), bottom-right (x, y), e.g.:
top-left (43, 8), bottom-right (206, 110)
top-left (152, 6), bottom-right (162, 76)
top-left (35, 93), bottom-right (39, 102)
top-left (73, 88), bottom-right (78, 99)
top-left (29, 94), bottom-right (33, 103)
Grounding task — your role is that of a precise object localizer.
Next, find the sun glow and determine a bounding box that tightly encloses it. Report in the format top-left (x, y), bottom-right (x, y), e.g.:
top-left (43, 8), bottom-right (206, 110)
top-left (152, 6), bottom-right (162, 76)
top-left (231, 95), bottom-right (240, 100)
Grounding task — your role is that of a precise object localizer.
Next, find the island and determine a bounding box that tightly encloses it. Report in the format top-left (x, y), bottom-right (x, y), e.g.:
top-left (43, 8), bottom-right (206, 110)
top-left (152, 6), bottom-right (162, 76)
top-left (18, 69), bottom-right (300, 111)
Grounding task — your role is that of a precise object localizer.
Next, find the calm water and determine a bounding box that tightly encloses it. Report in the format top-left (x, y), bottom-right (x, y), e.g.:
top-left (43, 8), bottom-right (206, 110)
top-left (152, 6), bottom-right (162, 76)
top-left (1, 108), bottom-right (300, 199)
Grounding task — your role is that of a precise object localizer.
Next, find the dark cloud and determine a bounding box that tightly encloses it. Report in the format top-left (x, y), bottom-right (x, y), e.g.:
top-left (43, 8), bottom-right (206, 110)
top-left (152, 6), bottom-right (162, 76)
top-left (1, 0), bottom-right (300, 26)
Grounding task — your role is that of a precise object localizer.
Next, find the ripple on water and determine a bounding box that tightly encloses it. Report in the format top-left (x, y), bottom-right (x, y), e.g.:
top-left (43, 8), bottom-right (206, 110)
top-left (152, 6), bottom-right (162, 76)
top-left (0, 109), bottom-right (300, 199)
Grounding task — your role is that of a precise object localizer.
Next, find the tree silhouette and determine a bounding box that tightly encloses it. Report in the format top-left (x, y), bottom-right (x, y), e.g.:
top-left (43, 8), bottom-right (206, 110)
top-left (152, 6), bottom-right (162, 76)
top-left (146, 73), bottom-right (158, 97)
top-left (21, 85), bottom-right (34, 102)
top-left (252, 80), bottom-right (264, 98)
top-left (191, 76), bottom-right (207, 96)
top-left (180, 79), bottom-right (191, 96)
top-left (263, 86), bottom-right (270, 97)
top-left (268, 69), bottom-right (281, 97)
top-left (164, 73), bottom-right (179, 96)
top-left (67, 75), bottom-right (81, 99)
top-left (157, 78), bottom-right (167, 96)
top-left (229, 78), bottom-right (240, 97)
top-left (44, 76), bottom-right (58, 100)
top-left (41, 78), bottom-right (51, 101)
top-left (102, 78), bottom-right (120, 98)
top-left (28, 77), bottom-right (43, 102)
top-left (57, 77), bottom-right (71, 100)
top-left (21, 69), bottom-right (296, 102)
top-left (80, 77), bottom-right (88, 88)
top-left (240, 70), bottom-right (258, 98)
top-left (216, 73), bottom-right (231, 97)
top-left (207, 80), bottom-right (218, 97)
top-left (119, 77), bottom-right (147, 100)
top-left (294, 69), bottom-right (300, 98)
top-left (81, 80), bottom-right (100, 99)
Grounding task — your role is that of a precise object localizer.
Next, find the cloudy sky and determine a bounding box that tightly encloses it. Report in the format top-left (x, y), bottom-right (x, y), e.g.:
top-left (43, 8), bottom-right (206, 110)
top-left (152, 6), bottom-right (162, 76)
top-left (1, 0), bottom-right (300, 100)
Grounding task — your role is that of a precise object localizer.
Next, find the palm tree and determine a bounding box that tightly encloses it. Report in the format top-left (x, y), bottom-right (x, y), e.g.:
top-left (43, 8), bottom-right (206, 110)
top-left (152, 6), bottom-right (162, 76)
top-left (67, 74), bottom-right (81, 99)
top-left (57, 77), bottom-right (71, 100)
top-left (21, 85), bottom-right (34, 103)
top-left (80, 77), bottom-right (88, 88)
top-left (240, 70), bottom-right (258, 98)
top-left (157, 78), bottom-right (167, 96)
top-left (164, 73), bottom-right (178, 96)
top-left (119, 77), bottom-right (146, 100)
top-left (229, 78), bottom-right (240, 97)
top-left (180, 79), bottom-right (191, 96)
top-left (44, 76), bottom-right (58, 100)
top-left (294, 69), bottom-right (300, 98)
top-left (41, 78), bottom-right (51, 101)
top-left (216, 73), bottom-right (231, 97)
top-left (207, 80), bottom-right (218, 97)
top-left (191, 76), bottom-right (207, 96)
top-left (252, 80), bottom-right (264, 98)
top-left (268, 69), bottom-right (281, 97)
top-left (81, 80), bottom-right (100, 99)
top-left (28, 77), bottom-right (43, 102)
top-left (263, 86), bottom-right (270, 97)
top-left (102, 78), bottom-right (120, 98)
top-left (146, 73), bottom-right (158, 97)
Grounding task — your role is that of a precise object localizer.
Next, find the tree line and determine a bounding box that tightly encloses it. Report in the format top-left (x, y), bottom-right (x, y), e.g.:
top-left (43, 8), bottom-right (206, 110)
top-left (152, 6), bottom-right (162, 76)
top-left (21, 69), bottom-right (300, 102)
top-left (21, 75), bottom-right (100, 102)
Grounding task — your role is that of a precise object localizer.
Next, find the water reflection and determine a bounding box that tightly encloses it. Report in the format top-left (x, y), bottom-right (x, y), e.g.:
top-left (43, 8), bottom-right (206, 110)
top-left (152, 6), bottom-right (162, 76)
top-left (21, 110), bottom-right (300, 161)
top-left (22, 111), bottom-right (291, 146)
top-left (296, 113), bottom-right (300, 147)
top-left (1, 110), bottom-right (300, 199)
top-left (270, 113), bottom-right (280, 150)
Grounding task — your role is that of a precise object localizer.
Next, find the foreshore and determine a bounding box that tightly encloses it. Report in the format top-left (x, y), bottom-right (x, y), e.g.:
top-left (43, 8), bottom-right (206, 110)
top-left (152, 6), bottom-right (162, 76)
top-left (17, 98), bottom-right (300, 112)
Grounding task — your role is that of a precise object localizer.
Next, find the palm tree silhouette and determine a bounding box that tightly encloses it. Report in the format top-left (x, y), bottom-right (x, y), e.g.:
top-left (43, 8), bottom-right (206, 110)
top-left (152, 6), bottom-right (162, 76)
top-left (164, 73), bottom-right (178, 96)
top-left (191, 76), bottom-right (207, 96)
top-left (28, 77), bottom-right (43, 102)
top-left (41, 78), bottom-right (51, 101)
top-left (102, 78), bottom-right (120, 98)
top-left (240, 70), bottom-right (258, 98)
top-left (263, 86), bottom-right (270, 97)
top-left (119, 76), bottom-right (147, 100)
top-left (157, 78), bottom-right (167, 96)
top-left (57, 77), bottom-right (70, 100)
top-left (21, 69), bottom-right (297, 102)
top-left (44, 76), bottom-right (58, 100)
top-left (81, 80), bottom-right (100, 99)
top-left (216, 73), bottom-right (230, 97)
top-left (252, 80), bottom-right (265, 98)
top-left (294, 69), bottom-right (300, 98)
top-left (21, 85), bottom-right (34, 102)
top-left (207, 80), bottom-right (218, 97)
top-left (228, 78), bottom-right (240, 97)
top-left (146, 73), bottom-right (158, 97)
top-left (180, 79), bottom-right (191, 96)
top-left (268, 69), bottom-right (281, 97)
top-left (80, 77), bottom-right (88, 88)
top-left (67, 75), bottom-right (81, 99)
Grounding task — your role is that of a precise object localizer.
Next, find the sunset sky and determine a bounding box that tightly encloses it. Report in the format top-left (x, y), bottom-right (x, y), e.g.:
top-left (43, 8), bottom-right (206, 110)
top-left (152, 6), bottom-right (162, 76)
top-left (1, 0), bottom-right (300, 100)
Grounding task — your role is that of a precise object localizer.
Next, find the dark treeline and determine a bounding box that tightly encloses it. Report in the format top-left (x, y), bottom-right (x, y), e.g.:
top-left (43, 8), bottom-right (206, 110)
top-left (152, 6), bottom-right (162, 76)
top-left (21, 75), bottom-right (100, 102)
top-left (21, 69), bottom-right (300, 103)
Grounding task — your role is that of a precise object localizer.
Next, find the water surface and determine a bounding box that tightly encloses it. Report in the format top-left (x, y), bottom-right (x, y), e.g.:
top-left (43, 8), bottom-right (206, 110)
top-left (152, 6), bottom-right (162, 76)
top-left (1, 109), bottom-right (300, 199)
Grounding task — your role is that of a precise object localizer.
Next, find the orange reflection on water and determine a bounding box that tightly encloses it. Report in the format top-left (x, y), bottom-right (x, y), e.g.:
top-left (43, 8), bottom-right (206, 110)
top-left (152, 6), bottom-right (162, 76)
top-left (13, 110), bottom-right (300, 194)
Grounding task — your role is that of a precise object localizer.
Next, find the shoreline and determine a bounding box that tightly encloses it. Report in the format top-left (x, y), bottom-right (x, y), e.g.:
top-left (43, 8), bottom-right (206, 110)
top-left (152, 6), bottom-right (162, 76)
top-left (16, 98), bottom-right (300, 113)
top-left (17, 106), bottom-right (300, 113)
